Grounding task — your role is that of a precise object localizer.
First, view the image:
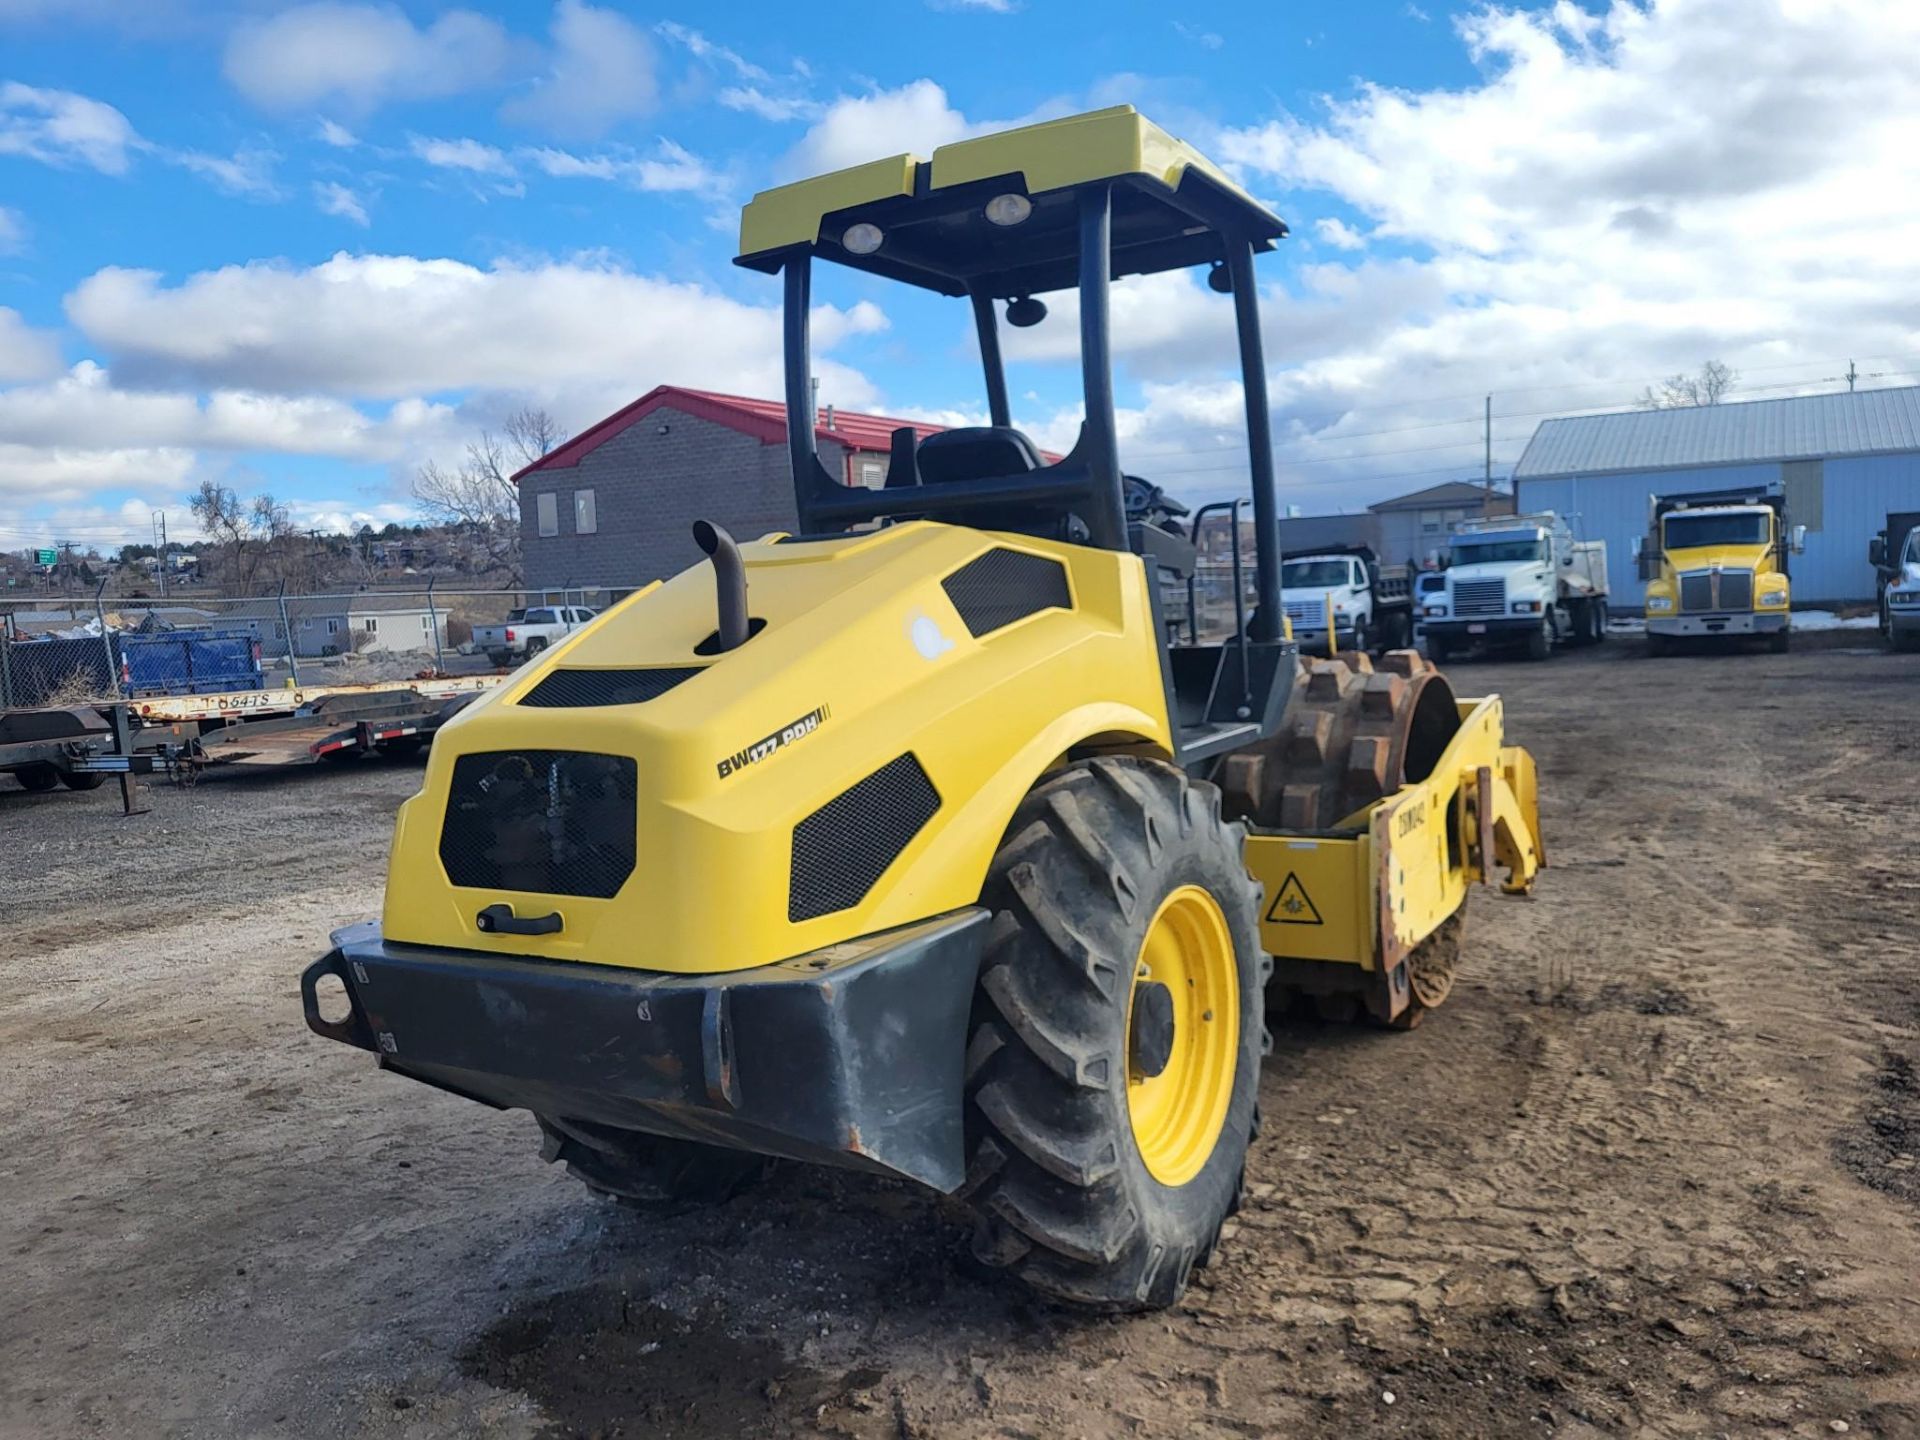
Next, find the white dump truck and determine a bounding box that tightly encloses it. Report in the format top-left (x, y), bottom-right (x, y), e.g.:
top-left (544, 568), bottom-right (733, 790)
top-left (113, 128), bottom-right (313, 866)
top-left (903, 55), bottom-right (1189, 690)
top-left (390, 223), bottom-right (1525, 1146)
top-left (1279, 545), bottom-right (1415, 654)
top-left (1419, 512), bottom-right (1609, 662)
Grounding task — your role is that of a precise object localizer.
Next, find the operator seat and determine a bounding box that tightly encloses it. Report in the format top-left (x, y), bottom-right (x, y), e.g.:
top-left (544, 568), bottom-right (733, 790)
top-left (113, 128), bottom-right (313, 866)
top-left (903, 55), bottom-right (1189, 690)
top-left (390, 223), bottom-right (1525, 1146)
top-left (893, 424), bottom-right (1089, 541)
top-left (906, 426), bottom-right (1044, 486)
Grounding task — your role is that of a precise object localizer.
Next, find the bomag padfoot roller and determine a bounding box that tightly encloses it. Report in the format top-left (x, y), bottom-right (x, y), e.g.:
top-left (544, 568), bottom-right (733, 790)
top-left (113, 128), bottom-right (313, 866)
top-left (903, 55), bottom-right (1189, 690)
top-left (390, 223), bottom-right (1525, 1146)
top-left (304, 106), bottom-right (1543, 1311)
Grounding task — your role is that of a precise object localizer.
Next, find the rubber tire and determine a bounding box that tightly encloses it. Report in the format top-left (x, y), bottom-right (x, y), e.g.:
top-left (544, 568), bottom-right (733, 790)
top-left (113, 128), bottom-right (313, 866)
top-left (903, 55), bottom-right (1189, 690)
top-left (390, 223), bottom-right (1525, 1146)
top-left (962, 756), bottom-right (1268, 1311)
top-left (13, 762), bottom-right (60, 792)
top-left (60, 771), bottom-right (108, 791)
top-left (1647, 632), bottom-right (1672, 658)
top-left (376, 735), bottom-right (425, 760)
top-left (1769, 629), bottom-right (1790, 654)
top-left (486, 650), bottom-right (510, 668)
top-left (1350, 618), bottom-right (1370, 657)
top-left (1525, 620), bottom-right (1551, 662)
top-left (538, 1117), bottom-right (772, 1212)
top-left (1426, 634), bottom-right (1451, 664)
top-left (1593, 600), bottom-right (1609, 644)
top-left (525, 637), bottom-right (548, 659)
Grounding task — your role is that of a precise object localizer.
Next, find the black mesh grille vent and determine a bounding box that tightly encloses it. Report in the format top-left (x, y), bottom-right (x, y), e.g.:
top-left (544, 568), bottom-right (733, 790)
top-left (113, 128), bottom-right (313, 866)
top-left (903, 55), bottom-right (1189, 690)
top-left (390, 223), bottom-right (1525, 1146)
top-left (440, 750), bottom-right (637, 898)
top-left (789, 754), bottom-right (941, 922)
top-left (941, 548), bottom-right (1071, 638)
top-left (519, 667), bottom-right (702, 708)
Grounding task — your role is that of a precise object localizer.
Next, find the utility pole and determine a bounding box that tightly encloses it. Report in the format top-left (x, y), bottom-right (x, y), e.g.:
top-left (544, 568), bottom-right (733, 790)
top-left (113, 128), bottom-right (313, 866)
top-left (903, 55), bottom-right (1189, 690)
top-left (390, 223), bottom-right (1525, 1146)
top-left (1483, 395), bottom-right (1494, 518)
top-left (153, 511), bottom-right (169, 599)
top-left (1847, 359), bottom-right (1858, 393)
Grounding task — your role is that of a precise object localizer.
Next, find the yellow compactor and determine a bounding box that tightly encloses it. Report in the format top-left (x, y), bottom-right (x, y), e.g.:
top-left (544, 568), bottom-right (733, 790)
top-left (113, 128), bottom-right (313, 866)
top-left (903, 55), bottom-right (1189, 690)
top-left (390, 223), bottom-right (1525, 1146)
top-left (304, 106), bottom-right (1542, 1310)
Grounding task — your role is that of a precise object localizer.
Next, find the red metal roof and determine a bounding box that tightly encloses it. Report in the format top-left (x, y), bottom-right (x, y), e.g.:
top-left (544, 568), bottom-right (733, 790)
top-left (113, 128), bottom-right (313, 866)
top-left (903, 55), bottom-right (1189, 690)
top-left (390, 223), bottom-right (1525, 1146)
top-left (513, 385), bottom-right (953, 480)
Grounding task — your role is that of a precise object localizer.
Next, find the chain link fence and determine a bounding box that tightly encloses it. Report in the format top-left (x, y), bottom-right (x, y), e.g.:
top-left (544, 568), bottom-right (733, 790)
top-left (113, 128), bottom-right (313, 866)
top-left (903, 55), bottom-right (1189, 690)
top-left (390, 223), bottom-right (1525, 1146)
top-left (0, 585), bottom-right (624, 709)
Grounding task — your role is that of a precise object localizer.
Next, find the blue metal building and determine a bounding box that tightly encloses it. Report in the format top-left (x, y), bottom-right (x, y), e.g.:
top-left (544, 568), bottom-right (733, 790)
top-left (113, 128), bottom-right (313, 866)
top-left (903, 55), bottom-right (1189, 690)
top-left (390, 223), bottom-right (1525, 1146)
top-left (1512, 386), bottom-right (1920, 607)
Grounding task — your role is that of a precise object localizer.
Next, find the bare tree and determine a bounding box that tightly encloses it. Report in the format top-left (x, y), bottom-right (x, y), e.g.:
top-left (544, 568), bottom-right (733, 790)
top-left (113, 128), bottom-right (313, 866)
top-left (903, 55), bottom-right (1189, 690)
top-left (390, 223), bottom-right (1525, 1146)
top-left (1638, 360), bottom-right (1737, 409)
top-left (190, 479), bottom-right (270, 594)
top-left (188, 482), bottom-right (326, 594)
top-left (413, 406), bottom-right (567, 584)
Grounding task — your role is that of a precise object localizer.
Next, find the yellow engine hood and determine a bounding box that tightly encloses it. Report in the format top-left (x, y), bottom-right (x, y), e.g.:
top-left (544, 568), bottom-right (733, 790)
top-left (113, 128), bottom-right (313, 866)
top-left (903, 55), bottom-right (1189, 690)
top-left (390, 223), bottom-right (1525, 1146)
top-left (1664, 541), bottom-right (1774, 574)
top-left (382, 523), bottom-right (1172, 974)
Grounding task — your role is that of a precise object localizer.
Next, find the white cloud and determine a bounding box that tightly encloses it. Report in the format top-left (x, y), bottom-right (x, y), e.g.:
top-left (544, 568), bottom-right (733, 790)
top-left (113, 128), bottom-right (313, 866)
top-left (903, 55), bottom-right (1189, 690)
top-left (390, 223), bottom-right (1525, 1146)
top-left (502, 0), bottom-right (657, 139)
top-left (1313, 217), bottom-right (1366, 251)
top-left (167, 145), bottom-right (279, 198)
top-left (930, 0), bottom-right (1018, 12)
top-left (521, 140), bottom-right (722, 194)
top-left (654, 21), bottom-right (770, 82)
top-left (718, 87), bottom-right (822, 123)
top-left (1173, 20), bottom-right (1224, 49)
top-left (222, 3), bottom-right (511, 114)
top-left (0, 81), bottom-right (139, 172)
top-left (62, 252), bottom-right (887, 412)
top-left (784, 80), bottom-right (1068, 178)
top-left (315, 117), bottom-right (358, 148)
top-left (281, 498), bottom-right (419, 534)
top-left (314, 180), bottom-right (369, 226)
top-left (0, 307), bottom-right (61, 383)
top-left (0, 442), bottom-right (196, 506)
top-left (0, 361), bottom-right (460, 462)
top-left (0, 205), bottom-right (24, 255)
top-left (410, 134), bottom-right (514, 176)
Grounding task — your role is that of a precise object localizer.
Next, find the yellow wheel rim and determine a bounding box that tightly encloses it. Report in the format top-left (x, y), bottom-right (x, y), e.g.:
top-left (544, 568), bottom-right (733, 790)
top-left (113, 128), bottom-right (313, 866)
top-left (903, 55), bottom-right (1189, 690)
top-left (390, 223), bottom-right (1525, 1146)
top-left (1125, 885), bottom-right (1240, 1187)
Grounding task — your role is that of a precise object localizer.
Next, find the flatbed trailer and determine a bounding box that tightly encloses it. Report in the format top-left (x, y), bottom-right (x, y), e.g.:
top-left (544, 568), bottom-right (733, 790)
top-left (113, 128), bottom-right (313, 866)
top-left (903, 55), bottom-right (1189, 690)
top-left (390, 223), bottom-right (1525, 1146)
top-left (125, 674), bottom-right (503, 728)
top-left (169, 679), bottom-right (503, 772)
top-left (5, 675), bottom-right (505, 795)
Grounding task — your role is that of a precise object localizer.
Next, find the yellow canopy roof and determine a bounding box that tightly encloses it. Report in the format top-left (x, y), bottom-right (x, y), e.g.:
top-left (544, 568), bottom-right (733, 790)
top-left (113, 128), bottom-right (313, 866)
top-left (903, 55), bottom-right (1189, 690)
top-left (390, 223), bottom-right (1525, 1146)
top-left (736, 106), bottom-right (1287, 297)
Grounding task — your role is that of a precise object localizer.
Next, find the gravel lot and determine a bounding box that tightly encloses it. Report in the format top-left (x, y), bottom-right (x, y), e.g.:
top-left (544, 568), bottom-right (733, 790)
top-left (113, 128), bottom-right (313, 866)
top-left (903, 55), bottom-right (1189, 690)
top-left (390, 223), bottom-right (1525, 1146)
top-left (3, 635), bottom-right (1917, 1438)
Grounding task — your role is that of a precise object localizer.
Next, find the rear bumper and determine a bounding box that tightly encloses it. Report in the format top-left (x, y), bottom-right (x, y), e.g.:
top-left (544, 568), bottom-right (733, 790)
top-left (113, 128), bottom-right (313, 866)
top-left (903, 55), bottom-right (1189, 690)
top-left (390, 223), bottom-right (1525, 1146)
top-left (1648, 612), bottom-right (1787, 636)
top-left (302, 908), bottom-right (990, 1192)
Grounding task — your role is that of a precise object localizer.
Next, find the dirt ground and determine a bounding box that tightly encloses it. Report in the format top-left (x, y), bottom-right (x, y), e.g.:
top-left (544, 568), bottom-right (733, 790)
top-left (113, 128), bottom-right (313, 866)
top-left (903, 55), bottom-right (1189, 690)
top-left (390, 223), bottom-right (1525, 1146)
top-left (3, 634), bottom-right (1917, 1439)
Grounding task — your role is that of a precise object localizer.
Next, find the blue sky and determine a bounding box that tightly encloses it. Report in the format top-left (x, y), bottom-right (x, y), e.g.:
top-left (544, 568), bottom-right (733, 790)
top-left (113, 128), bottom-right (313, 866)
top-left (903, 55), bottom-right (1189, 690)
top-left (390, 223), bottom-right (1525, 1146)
top-left (2, 0), bottom-right (1917, 557)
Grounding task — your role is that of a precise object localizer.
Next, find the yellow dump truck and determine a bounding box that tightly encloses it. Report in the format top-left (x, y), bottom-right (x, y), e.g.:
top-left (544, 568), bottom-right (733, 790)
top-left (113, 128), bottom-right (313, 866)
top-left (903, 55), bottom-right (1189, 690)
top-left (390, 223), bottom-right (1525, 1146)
top-left (1637, 483), bottom-right (1806, 655)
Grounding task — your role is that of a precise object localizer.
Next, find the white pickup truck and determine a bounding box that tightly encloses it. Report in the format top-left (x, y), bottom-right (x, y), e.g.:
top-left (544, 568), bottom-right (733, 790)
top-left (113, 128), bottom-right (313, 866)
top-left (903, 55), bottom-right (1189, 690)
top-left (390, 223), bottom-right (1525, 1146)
top-left (475, 605), bottom-right (597, 668)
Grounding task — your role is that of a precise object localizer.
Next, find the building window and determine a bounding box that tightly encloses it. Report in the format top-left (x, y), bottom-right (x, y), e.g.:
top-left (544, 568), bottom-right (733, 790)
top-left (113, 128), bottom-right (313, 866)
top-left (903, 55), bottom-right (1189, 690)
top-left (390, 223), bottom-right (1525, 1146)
top-left (855, 456), bottom-right (886, 488)
top-left (327, 618), bottom-right (341, 634)
top-left (537, 492), bottom-right (559, 537)
top-left (420, 614), bottom-right (432, 632)
top-left (364, 616), bottom-right (379, 634)
top-left (574, 488), bottom-right (597, 535)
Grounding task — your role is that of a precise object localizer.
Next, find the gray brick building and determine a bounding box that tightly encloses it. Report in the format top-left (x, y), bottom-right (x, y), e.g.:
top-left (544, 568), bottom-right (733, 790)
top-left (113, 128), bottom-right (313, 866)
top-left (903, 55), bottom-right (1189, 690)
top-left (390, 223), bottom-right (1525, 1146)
top-left (513, 386), bottom-right (948, 594)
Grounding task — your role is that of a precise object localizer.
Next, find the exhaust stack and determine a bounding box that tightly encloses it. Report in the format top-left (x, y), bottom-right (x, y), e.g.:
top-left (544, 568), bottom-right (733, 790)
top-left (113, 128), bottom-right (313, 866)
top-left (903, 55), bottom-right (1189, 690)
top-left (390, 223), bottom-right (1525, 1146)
top-left (692, 519), bottom-right (751, 652)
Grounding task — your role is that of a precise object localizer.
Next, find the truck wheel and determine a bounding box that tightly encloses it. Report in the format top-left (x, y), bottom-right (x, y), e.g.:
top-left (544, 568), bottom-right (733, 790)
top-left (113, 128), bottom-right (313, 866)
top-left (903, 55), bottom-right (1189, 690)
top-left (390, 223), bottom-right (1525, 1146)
top-left (13, 763), bottom-right (60, 792)
top-left (1525, 620), bottom-right (1551, 661)
top-left (1648, 633), bottom-right (1672, 658)
top-left (1425, 634), bottom-right (1450, 664)
top-left (1769, 629), bottom-right (1790, 654)
top-left (525, 637), bottom-right (548, 659)
top-left (538, 1117), bottom-right (772, 1211)
top-left (963, 757), bottom-right (1268, 1310)
top-left (1593, 601), bottom-right (1609, 644)
top-left (1350, 618), bottom-right (1371, 656)
top-left (1563, 600), bottom-right (1588, 647)
top-left (486, 650), bottom-right (509, 668)
top-left (60, 771), bottom-right (108, 791)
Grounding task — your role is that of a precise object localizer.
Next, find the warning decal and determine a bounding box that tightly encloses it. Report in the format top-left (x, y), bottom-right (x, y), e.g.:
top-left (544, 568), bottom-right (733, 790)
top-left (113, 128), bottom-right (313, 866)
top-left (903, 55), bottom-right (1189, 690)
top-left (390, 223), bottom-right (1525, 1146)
top-left (1266, 872), bottom-right (1324, 926)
